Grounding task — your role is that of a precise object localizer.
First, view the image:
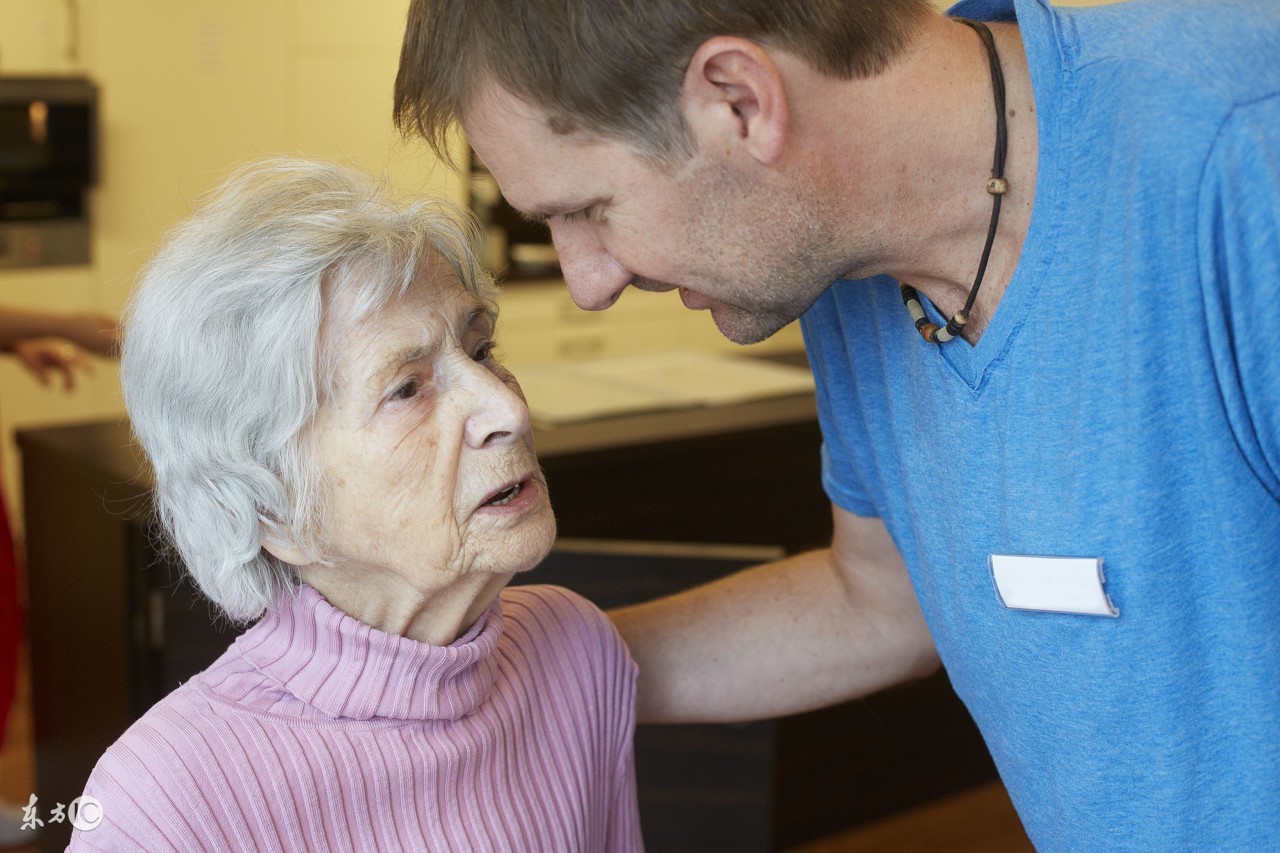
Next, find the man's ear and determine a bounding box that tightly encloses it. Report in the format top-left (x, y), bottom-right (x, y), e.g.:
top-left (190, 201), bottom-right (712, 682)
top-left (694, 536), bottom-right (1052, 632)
top-left (682, 36), bottom-right (789, 166)
top-left (261, 535), bottom-right (312, 568)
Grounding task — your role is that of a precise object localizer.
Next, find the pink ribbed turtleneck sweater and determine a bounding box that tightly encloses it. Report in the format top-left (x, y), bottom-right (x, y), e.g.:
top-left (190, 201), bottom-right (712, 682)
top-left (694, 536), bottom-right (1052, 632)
top-left (70, 584), bottom-right (641, 852)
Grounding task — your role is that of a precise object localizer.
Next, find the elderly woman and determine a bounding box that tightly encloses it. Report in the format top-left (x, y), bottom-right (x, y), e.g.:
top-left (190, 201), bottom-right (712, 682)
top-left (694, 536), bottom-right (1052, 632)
top-left (71, 159), bottom-right (641, 852)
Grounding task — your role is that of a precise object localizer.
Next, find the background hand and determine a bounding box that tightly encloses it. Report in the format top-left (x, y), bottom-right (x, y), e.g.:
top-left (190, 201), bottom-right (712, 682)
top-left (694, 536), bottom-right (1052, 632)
top-left (12, 337), bottom-right (95, 392)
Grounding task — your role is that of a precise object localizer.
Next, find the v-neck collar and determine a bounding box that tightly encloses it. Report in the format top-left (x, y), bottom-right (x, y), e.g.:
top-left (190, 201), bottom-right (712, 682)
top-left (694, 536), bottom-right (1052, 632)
top-left (927, 0), bottom-right (1072, 391)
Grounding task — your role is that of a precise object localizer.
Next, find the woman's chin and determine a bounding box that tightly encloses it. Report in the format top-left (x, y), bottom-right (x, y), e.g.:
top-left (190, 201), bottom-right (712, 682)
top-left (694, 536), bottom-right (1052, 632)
top-left (507, 514), bottom-right (558, 578)
top-left (519, 514), bottom-right (560, 573)
top-left (466, 502), bottom-right (556, 581)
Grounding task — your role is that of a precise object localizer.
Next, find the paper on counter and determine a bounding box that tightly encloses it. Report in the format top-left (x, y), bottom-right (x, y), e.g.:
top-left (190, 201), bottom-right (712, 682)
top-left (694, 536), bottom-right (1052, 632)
top-left (515, 366), bottom-right (688, 423)
top-left (518, 350), bottom-right (815, 425)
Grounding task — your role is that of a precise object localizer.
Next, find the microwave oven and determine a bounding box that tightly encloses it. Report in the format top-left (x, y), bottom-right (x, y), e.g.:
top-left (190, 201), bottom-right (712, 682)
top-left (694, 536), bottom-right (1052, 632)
top-left (0, 76), bottom-right (98, 267)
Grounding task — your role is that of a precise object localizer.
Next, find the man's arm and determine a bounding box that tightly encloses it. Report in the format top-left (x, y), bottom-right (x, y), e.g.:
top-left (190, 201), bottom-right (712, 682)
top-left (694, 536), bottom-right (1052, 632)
top-left (609, 505), bottom-right (939, 723)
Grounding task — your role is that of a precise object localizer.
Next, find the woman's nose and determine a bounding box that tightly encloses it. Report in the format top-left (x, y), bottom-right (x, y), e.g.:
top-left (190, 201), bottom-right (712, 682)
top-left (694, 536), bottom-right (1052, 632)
top-left (551, 224), bottom-right (632, 311)
top-left (462, 363), bottom-right (530, 449)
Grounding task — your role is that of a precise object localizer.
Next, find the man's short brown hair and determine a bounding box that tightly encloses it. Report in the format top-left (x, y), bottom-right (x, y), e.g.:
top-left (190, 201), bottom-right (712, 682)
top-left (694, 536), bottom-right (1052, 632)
top-left (394, 0), bottom-right (933, 167)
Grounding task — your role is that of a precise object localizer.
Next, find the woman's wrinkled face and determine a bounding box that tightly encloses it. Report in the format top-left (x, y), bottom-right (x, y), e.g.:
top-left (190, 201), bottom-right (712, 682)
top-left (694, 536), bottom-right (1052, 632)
top-left (308, 264), bottom-right (555, 591)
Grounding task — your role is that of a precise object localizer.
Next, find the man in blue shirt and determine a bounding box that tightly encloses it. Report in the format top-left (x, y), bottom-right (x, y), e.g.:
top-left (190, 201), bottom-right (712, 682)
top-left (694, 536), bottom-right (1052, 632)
top-left (395, 0), bottom-right (1280, 847)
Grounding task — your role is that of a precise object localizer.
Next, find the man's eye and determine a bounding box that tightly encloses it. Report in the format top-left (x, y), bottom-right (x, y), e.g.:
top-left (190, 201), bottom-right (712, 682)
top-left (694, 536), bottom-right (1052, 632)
top-left (473, 341), bottom-right (496, 363)
top-left (560, 208), bottom-right (590, 223)
top-left (390, 379), bottom-right (419, 401)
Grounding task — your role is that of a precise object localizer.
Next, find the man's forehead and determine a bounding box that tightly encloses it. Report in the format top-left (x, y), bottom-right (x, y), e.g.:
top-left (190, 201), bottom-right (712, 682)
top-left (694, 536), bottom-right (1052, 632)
top-left (464, 88), bottom-right (641, 221)
top-left (465, 79), bottom-right (545, 122)
top-left (465, 81), bottom-right (638, 169)
top-left (461, 82), bottom-right (557, 153)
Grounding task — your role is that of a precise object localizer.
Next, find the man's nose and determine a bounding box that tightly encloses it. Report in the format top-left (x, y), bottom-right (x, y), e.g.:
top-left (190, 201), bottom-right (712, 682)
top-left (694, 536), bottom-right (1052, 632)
top-left (463, 364), bottom-right (530, 449)
top-left (551, 225), bottom-right (631, 311)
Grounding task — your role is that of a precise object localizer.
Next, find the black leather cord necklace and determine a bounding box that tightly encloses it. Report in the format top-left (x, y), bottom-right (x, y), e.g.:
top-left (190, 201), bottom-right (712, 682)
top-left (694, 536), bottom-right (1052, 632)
top-left (900, 18), bottom-right (1009, 344)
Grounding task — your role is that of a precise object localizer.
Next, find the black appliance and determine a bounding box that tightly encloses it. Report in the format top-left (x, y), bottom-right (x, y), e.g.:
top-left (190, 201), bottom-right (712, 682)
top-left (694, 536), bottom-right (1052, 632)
top-left (0, 76), bottom-right (98, 268)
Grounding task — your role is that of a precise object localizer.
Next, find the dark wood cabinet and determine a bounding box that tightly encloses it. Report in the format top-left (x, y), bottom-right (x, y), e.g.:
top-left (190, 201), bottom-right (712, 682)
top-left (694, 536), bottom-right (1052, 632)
top-left (20, 391), bottom-right (997, 852)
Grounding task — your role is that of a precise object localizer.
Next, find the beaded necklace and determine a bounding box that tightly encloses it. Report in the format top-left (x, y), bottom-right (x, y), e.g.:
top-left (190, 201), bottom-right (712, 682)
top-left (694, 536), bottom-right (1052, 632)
top-left (900, 18), bottom-right (1009, 344)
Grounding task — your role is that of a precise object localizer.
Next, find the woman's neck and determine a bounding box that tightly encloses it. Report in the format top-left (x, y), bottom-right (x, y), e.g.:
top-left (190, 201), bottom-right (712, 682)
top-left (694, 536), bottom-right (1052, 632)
top-left (298, 567), bottom-right (514, 645)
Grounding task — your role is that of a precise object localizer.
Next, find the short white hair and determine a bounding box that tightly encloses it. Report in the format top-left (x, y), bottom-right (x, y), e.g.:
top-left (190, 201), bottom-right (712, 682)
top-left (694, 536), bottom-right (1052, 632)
top-left (122, 157), bottom-right (497, 623)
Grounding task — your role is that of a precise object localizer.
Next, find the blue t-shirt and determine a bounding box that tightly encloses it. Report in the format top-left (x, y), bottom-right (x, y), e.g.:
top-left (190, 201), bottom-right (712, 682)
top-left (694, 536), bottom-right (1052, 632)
top-left (800, 0), bottom-right (1280, 848)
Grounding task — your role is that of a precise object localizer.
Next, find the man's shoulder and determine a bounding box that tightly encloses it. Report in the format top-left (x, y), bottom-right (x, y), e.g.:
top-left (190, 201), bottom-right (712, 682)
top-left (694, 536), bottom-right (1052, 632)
top-left (1065, 0), bottom-right (1280, 106)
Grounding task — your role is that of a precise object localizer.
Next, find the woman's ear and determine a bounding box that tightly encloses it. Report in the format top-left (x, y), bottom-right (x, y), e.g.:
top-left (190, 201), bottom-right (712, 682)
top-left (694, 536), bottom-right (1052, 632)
top-left (682, 36), bottom-right (789, 166)
top-left (261, 535), bottom-right (312, 567)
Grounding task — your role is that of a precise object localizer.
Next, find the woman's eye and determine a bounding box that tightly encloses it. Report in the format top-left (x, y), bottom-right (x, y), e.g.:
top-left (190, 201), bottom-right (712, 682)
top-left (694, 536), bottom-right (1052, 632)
top-left (390, 379), bottom-right (419, 401)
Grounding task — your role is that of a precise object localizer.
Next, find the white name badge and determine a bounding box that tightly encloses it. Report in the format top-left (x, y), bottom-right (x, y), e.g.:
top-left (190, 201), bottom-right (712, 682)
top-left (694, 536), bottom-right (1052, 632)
top-left (989, 554), bottom-right (1119, 617)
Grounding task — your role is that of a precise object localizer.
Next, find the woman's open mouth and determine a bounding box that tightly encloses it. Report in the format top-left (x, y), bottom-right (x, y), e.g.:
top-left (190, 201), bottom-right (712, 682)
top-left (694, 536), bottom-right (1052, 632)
top-left (476, 476), bottom-right (540, 514)
top-left (485, 482), bottom-right (523, 506)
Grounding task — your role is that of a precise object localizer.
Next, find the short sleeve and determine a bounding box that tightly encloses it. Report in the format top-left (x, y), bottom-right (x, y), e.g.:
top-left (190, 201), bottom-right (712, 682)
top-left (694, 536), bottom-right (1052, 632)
top-left (1199, 93), bottom-right (1280, 499)
top-left (801, 291), bottom-right (882, 517)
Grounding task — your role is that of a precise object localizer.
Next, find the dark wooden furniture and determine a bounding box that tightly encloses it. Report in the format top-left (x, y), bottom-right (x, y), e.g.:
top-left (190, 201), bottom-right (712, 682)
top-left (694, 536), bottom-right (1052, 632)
top-left (20, 389), bottom-right (997, 852)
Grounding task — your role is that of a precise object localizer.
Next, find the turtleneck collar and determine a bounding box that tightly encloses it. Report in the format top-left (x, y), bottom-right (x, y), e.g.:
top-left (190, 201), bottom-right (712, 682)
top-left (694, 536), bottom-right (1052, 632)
top-left (233, 583), bottom-right (503, 722)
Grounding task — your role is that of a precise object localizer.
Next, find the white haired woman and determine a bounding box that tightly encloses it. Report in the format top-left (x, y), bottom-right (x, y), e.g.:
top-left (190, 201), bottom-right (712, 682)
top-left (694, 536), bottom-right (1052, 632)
top-left (70, 158), bottom-right (641, 852)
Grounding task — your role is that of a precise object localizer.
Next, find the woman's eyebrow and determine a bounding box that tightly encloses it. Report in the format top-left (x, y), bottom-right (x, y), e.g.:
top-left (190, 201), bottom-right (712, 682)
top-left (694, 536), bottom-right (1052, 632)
top-left (367, 343), bottom-right (439, 391)
top-left (364, 303), bottom-right (492, 392)
top-left (464, 304), bottom-right (494, 332)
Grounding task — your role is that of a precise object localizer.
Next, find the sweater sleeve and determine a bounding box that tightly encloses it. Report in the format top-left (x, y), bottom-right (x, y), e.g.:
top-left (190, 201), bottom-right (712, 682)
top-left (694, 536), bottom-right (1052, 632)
top-left (567, 589), bottom-right (643, 853)
top-left (69, 743), bottom-right (190, 852)
top-left (501, 585), bottom-right (642, 851)
top-left (67, 690), bottom-right (263, 853)
top-left (605, 727), bottom-right (643, 853)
